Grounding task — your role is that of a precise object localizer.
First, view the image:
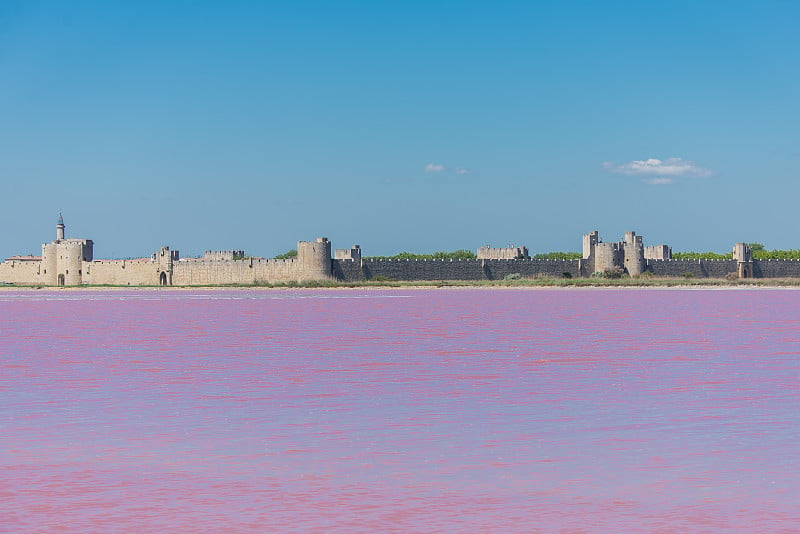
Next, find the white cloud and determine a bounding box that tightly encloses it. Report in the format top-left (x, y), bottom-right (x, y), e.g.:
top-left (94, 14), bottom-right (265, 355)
top-left (423, 163), bottom-right (472, 175)
top-left (643, 177), bottom-right (675, 185)
top-left (424, 163), bottom-right (445, 172)
top-left (603, 157), bottom-right (712, 178)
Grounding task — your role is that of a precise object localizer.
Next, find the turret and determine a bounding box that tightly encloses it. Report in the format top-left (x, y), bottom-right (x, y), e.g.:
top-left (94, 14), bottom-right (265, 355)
top-left (156, 246), bottom-right (177, 285)
top-left (56, 212), bottom-right (65, 241)
top-left (582, 231), bottom-right (599, 260)
top-left (594, 242), bottom-right (622, 273)
top-left (733, 243), bottom-right (753, 278)
top-left (296, 237), bottom-right (332, 281)
top-left (622, 231), bottom-right (645, 276)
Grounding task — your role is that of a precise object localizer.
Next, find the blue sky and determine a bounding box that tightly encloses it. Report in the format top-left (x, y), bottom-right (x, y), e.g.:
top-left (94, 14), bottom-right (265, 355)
top-left (1, 1), bottom-right (798, 258)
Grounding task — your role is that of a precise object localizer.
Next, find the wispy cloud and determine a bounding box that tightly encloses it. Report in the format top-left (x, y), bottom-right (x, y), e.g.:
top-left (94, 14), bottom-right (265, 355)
top-left (423, 163), bottom-right (471, 175)
top-left (424, 163), bottom-right (445, 172)
top-left (603, 157), bottom-right (712, 185)
top-left (643, 177), bottom-right (675, 185)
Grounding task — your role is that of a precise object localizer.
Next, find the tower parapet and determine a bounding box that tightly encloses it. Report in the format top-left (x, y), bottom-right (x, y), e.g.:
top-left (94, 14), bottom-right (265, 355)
top-left (203, 250), bottom-right (245, 260)
top-left (644, 245), bottom-right (672, 260)
top-left (334, 245), bottom-right (361, 261)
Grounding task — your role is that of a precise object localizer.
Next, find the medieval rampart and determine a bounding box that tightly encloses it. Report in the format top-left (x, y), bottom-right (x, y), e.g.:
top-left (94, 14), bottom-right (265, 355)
top-left (83, 259), bottom-right (164, 286)
top-left (9, 216), bottom-right (800, 285)
top-left (752, 259), bottom-right (800, 278)
top-left (334, 258), bottom-right (582, 282)
top-left (172, 258), bottom-right (299, 285)
top-left (0, 259), bottom-right (42, 284)
top-left (644, 259), bottom-right (800, 278)
top-left (646, 259), bottom-right (739, 278)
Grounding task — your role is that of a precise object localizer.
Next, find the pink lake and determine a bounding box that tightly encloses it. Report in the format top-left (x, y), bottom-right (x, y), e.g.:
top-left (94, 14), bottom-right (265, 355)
top-left (1, 289), bottom-right (799, 532)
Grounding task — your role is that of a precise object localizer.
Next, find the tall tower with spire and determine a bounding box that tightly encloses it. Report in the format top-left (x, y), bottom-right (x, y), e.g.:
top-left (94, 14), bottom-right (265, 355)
top-left (41, 213), bottom-right (93, 285)
top-left (56, 212), bottom-right (65, 241)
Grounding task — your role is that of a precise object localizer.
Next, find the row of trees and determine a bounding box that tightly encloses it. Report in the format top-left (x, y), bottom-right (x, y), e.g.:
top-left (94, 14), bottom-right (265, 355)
top-left (749, 243), bottom-right (800, 259)
top-left (271, 249), bottom-right (480, 260)
top-left (272, 243), bottom-right (800, 261)
top-left (674, 244), bottom-right (800, 260)
top-left (532, 252), bottom-right (582, 260)
top-left (672, 251), bottom-right (732, 260)
top-left (365, 250), bottom-right (477, 260)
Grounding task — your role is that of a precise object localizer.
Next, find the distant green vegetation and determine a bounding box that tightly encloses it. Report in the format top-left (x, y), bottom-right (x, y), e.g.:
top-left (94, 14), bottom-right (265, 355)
top-left (591, 266), bottom-right (625, 279)
top-left (532, 252), bottom-right (582, 260)
top-left (365, 250), bottom-right (477, 260)
top-left (672, 251), bottom-right (733, 260)
top-left (753, 250), bottom-right (800, 259)
top-left (748, 243), bottom-right (800, 259)
top-left (672, 243), bottom-right (800, 260)
top-left (273, 249), bottom-right (298, 259)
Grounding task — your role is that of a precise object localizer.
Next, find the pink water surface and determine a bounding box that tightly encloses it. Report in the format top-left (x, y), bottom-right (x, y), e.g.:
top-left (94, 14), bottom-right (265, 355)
top-left (1, 289), bottom-right (799, 532)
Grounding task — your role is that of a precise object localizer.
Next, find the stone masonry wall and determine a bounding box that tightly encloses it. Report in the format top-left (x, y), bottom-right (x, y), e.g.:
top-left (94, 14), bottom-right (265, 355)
top-left (83, 260), bottom-right (164, 285)
top-left (10, 253), bottom-right (800, 285)
top-left (332, 259), bottom-right (365, 282)
top-left (0, 260), bottom-right (42, 284)
top-left (349, 259), bottom-right (582, 281)
top-left (646, 259), bottom-right (739, 277)
top-left (172, 258), bottom-right (300, 285)
top-left (752, 260), bottom-right (800, 278)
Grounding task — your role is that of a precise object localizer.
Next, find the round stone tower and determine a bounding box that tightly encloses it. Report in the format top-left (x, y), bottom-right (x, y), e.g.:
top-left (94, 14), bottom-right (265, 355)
top-left (41, 242), bottom-right (57, 285)
top-left (62, 241), bottom-right (84, 286)
top-left (594, 242), bottom-right (620, 273)
top-left (623, 245), bottom-right (645, 276)
top-left (296, 237), bottom-right (332, 281)
top-left (622, 231), bottom-right (645, 276)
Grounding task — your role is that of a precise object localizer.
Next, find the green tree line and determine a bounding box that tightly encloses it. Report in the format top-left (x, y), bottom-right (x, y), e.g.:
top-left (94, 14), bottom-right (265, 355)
top-left (673, 244), bottom-right (800, 260)
top-left (672, 251), bottom-right (733, 260)
top-left (365, 250), bottom-right (477, 260)
top-left (277, 243), bottom-right (800, 262)
top-left (532, 252), bottom-right (582, 260)
top-left (273, 249), bottom-right (298, 259)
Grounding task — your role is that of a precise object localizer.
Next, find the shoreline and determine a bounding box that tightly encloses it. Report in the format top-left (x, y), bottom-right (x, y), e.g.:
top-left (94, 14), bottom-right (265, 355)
top-left (4, 278), bottom-right (800, 291)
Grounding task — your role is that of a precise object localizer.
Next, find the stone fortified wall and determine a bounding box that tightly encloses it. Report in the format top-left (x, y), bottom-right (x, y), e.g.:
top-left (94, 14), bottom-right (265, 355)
top-left (7, 217), bottom-right (800, 285)
top-left (333, 258), bottom-right (583, 282)
top-left (0, 216), bottom-right (335, 286)
top-left (0, 258), bottom-right (42, 285)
